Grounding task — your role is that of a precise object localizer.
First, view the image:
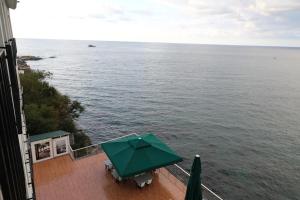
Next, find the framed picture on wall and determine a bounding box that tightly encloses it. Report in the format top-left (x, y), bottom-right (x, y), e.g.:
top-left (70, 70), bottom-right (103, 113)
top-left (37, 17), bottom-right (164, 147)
top-left (53, 137), bottom-right (69, 157)
top-left (35, 142), bottom-right (51, 161)
top-left (56, 139), bottom-right (67, 154)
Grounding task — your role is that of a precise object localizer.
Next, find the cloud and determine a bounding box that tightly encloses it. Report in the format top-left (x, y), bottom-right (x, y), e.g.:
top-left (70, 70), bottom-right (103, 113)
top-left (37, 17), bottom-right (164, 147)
top-left (67, 2), bottom-right (154, 23)
top-left (249, 0), bottom-right (300, 15)
top-left (130, 10), bottom-right (154, 16)
top-left (157, 0), bottom-right (300, 41)
top-left (11, 0), bottom-right (300, 46)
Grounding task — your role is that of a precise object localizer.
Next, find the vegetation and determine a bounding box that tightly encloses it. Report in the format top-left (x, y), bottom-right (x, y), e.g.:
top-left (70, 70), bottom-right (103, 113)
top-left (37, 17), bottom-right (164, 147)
top-left (20, 69), bottom-right (91, 148)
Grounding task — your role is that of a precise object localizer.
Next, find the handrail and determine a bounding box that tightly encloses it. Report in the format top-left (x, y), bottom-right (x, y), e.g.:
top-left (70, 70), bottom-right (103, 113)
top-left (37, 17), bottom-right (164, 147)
top-left (100, 133), bottom-right (138, 143)
top-left (70, 143), bottom-right (98, 152)
top-left (174, 164), bottom-right (190, 176)
top-left (174, 164), bottom-right (223, 200)
top-left (69, 133), bottom-right (138, 152)
top-left (68, 133), bottom-right (139, 160)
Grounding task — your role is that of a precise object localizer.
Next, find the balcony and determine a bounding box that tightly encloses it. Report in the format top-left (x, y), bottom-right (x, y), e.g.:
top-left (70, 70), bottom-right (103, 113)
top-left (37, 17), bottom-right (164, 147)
top-left (32, 135), bottom-right (222, 200)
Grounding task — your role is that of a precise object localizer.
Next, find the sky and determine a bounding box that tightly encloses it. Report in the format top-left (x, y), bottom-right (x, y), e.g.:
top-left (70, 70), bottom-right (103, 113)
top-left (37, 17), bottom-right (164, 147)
top-left (10, 0), bottom-right (300, 47)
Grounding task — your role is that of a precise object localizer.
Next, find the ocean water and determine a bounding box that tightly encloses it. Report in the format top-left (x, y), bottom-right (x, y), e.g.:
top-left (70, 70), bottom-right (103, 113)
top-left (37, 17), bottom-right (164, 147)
top-left (18, 39), bottom-right (300, 200)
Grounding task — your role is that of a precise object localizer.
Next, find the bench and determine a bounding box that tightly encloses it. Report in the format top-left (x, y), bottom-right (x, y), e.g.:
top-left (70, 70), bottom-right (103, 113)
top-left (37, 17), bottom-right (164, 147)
top-left (104, 159), bottom-right (113, 170)
top-left (111, 169), bottom-right (122, 182)
top-left (133, 172), bottom-right (153, 188)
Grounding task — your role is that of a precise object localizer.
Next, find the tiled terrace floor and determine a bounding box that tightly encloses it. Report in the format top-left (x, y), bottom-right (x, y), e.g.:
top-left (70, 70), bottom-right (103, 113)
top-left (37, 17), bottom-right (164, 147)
top-left (33, 153), bottom-right (186, 200)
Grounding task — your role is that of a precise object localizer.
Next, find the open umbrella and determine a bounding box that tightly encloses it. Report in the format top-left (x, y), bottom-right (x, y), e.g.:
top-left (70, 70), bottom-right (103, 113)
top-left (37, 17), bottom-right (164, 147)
top-left (101, 133), bottom-right (183, 177)
top-left (185, 155), bottom-right (202, 200)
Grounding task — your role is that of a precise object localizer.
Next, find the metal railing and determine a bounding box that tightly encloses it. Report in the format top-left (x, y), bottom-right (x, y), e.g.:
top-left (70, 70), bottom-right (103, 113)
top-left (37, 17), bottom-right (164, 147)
top-left (0, 46), bottom-right (30, 199)
top-left (163, 164), bottom-right (223, 200)
top-left (5, 40), bottom-right (22, 134)
top-left (68, 133), bottom-right (138, 160)
top-left (68, 133), bottom-right (223, 200)
top-left (70, 143), bottom-right (101, 159)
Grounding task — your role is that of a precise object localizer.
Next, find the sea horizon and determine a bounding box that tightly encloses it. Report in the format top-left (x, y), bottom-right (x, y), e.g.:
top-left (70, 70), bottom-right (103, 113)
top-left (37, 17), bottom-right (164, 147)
top-left (16, 37), bottom-right (300, 49)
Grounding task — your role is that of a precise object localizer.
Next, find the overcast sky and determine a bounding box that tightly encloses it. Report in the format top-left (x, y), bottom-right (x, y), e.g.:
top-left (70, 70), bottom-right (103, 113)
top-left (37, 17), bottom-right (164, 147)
top-left (10, 0), bottom-right (300, 47)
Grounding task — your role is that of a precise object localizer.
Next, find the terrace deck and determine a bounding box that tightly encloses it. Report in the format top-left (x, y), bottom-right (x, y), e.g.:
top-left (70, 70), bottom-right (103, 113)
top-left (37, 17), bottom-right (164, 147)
top-left (33, 153), bottom-right (186, 200)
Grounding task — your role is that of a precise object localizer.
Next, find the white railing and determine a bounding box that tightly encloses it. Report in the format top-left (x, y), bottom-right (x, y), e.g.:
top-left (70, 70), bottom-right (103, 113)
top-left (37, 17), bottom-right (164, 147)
top-left (70, 144), bottom-right (101, 159)
top-left (68, 133), bottom-right (223, 200)
top-left (68, 133), bottom-right (138, 160)
top-left (163, 164), bottom-right (223, 200)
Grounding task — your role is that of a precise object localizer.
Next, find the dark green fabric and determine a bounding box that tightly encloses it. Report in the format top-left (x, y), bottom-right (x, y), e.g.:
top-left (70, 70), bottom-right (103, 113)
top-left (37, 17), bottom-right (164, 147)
top-left (185, 156), bottom-right (203, 200)
top-left (101, 133), bottom-right (183, 177)
top-left (30, 130), bottom-right (69, 142)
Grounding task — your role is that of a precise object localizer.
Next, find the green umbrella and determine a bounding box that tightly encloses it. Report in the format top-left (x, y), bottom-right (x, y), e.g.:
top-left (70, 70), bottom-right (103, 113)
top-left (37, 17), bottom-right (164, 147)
top-left (185, 155), bottom-right (203, 200)
top-left (101, 133), bottom-right (183, 178)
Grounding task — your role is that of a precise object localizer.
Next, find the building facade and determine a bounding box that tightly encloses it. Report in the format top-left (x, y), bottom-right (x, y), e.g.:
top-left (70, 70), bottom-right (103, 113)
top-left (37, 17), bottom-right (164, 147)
top-left (0, 0), bottom-right (35, 199)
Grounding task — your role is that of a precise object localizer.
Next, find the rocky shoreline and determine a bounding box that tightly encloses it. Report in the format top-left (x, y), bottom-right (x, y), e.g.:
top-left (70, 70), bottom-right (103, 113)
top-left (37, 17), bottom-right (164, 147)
top-left (17, 55), bottom-right (43, 70)
top-left (17, 55), bottom-right (57, 70)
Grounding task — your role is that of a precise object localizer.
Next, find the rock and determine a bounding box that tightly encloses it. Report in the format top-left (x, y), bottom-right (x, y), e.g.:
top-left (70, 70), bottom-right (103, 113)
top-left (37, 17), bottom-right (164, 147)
top-left (17, 56), bottom-right (42, 70)
top-left (17, 55), bottom-right (43, 61)
top-left (17, 56), bottom-right (43, 70)
top-left (17, 58), bottom-right (30, 70)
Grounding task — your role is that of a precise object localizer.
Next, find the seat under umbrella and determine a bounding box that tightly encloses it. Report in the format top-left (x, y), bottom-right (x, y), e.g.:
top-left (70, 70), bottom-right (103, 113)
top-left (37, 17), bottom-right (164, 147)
top-left (101, 133), bottom-right (183, 178)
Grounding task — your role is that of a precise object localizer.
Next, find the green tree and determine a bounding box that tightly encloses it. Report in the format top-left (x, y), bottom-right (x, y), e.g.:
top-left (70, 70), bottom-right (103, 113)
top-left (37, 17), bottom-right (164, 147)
top-left (20, 69), bottom-right (91, 148)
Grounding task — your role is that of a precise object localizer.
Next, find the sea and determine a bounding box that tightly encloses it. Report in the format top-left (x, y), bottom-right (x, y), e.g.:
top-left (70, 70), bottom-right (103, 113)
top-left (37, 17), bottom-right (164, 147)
top-left (17, 39), bottom-right (300, 200)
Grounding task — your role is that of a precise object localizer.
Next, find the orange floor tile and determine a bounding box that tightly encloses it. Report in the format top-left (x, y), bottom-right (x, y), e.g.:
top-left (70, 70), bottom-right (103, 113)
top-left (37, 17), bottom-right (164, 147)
top-left (33, 153), bottom-right (186, 200)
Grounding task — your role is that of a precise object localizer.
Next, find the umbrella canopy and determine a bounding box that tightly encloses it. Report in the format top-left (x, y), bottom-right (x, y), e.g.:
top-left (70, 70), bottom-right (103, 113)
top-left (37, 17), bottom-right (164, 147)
top-left (101, 133), bottom-right (183, 177)
top-left (185, 155), bottom-right (203, 200)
